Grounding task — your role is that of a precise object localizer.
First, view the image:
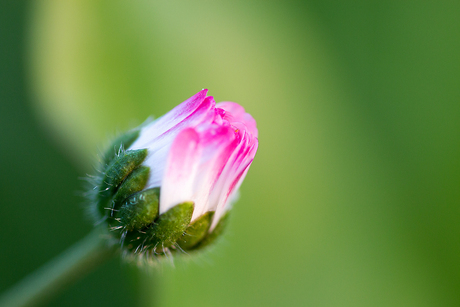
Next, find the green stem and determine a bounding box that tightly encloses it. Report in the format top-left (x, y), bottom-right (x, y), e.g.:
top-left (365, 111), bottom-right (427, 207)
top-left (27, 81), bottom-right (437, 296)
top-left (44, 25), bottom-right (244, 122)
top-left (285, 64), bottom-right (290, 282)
top-left (0, 228), bottom-right (117, 307)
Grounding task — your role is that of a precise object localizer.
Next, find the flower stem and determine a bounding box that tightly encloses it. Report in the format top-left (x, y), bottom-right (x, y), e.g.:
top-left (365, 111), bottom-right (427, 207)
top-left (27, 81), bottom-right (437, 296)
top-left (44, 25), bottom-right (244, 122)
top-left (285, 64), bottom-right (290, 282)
top-left (0, 228), bottom-right (117, 307)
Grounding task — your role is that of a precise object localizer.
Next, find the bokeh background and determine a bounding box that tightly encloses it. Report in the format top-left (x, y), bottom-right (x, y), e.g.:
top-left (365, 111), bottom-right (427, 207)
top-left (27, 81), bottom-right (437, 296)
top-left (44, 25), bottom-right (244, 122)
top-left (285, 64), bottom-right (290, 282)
top-left (1, 1), bottom-right (460, 306)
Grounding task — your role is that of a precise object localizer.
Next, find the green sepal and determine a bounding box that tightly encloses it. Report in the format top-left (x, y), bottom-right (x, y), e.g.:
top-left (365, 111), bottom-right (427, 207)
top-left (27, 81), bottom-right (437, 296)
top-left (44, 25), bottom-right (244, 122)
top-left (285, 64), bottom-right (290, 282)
top-left (97, 149), bottom-right (148, 216)
top-left (125, 202), bottom-right (194, 254)
top-left (117, 188), bottom-right (160, 232)
top-left (177, 211), bottom-right (214, 250)
top-left (112, 166), bottom-right (150, 211)
top-left (194, 211), bottom-right (230, 250)
top-left (103, 129), bottom-right (140, 166)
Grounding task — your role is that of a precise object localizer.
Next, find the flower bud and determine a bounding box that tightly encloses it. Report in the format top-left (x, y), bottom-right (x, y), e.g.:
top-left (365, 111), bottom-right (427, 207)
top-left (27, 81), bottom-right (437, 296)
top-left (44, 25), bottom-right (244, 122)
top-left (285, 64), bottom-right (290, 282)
top-left (90, 90), bottom-right (258, 261)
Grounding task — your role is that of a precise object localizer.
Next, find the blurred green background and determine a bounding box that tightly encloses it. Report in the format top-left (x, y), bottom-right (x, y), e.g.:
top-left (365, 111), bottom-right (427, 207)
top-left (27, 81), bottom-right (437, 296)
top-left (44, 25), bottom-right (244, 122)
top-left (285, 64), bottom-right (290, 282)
top-left (1, 1), bottom-right (460, 306)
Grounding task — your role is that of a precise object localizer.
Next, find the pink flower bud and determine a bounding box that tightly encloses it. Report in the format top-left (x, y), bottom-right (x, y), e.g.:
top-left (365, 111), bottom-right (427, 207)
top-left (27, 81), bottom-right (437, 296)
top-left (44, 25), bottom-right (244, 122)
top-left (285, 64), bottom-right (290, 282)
top-left (92, 90), bottom-right (258, 258)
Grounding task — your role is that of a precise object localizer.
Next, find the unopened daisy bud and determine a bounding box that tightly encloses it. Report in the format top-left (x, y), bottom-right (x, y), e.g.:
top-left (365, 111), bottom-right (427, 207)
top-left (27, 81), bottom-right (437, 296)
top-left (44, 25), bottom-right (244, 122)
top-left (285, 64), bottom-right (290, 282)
top-left (90, 89), bottom-right (258, 261)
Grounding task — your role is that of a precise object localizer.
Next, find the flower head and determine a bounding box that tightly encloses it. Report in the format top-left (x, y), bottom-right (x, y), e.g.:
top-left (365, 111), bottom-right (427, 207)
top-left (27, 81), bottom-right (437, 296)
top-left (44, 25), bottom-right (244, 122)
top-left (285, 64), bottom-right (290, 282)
top-left (91, 90), bottom-right (258, 260)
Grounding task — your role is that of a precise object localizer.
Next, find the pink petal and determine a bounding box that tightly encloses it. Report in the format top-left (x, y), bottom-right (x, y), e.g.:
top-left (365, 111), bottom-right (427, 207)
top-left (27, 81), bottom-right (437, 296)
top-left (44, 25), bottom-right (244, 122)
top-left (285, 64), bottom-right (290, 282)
top-left (190, 124), bottom-right (238, 221)
top-left (211, 161), bottom-right (252, 231)
top-left (146, 89), bottom-right (208, 138)
top-left (216, 102), bottom-right (258, 138)
top-left (159, 128), bottom-right (202, 214)
top-left (209, 128), bottom-right (258, 230)
top-left (130, 90), bottom-right (214, 150)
